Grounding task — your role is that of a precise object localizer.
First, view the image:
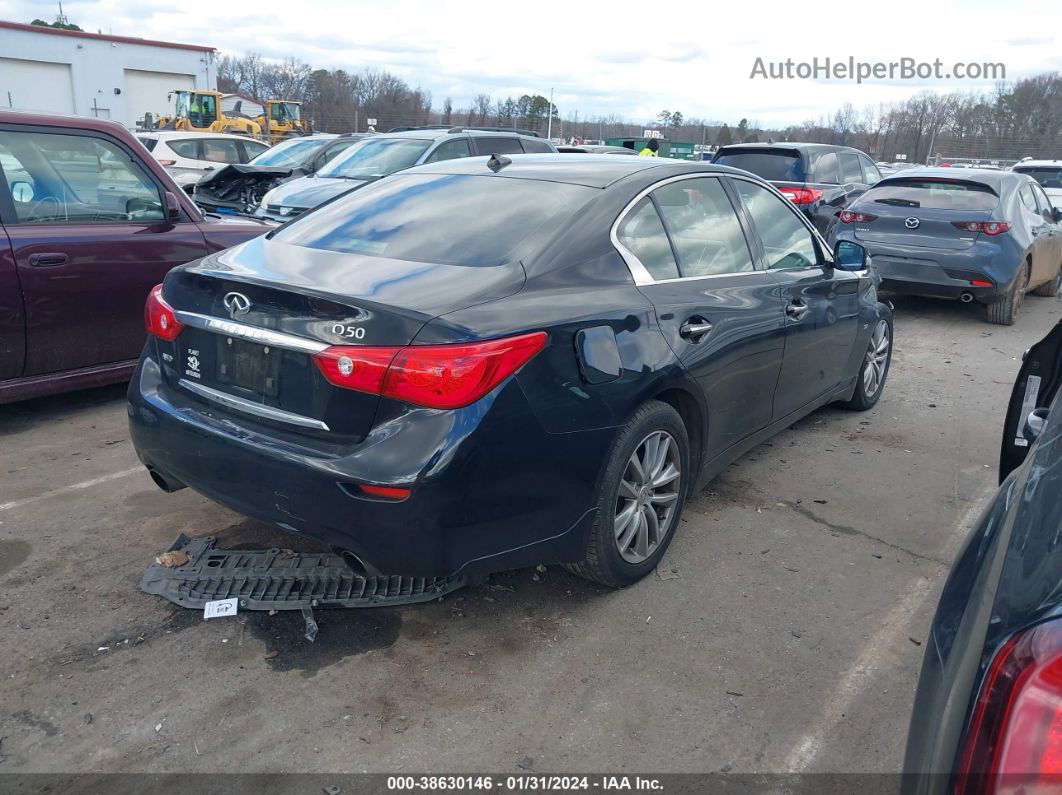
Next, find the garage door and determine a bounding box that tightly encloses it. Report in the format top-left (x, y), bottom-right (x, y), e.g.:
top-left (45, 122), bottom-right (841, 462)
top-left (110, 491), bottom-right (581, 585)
top-left (0, 58), bottom-right (74, 115)
top-left (123, 69), bottom-right (195, 128)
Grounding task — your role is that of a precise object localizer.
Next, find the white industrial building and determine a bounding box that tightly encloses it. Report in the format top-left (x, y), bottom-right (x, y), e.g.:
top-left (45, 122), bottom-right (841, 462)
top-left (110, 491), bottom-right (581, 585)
top-left (0, 20), bottom-right (217, 128)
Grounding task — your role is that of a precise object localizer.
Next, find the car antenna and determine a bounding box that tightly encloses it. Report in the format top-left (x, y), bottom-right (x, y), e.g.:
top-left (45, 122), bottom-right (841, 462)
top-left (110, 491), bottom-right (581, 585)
top-left (487, 153), bottom-right (512, 173)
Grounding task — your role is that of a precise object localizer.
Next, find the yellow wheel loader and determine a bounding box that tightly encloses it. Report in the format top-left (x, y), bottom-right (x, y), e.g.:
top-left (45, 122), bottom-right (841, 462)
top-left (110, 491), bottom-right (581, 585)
top-left (148, 91), bottom-right (263, 137)
top-left (257, 100), bottom-right (310, 143)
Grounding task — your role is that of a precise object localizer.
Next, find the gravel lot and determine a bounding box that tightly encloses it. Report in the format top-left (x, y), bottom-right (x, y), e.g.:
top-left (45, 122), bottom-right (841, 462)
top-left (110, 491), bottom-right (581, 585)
top-left (1, 294), bottom-right (1060, 775)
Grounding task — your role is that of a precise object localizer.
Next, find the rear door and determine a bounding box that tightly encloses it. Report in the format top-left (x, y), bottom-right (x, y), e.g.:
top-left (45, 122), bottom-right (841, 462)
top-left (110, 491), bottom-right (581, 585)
top-left (614, 175), bottom-right (787, 461)
top-left (730, 176), bottom-right (860, 417)
top-left (0, 124), bottom-right (209, 375)
top-left (1000, 319), bottom-right (1062, 480)
top-left (0, 215), bottom-right (24, 381)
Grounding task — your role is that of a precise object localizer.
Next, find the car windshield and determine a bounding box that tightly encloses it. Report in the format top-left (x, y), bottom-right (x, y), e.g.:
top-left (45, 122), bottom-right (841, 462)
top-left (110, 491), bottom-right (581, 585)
top-left (250, 138), bottom-right (327, 168)
top-left (273, 173), bottom-right (597, 266)
top-left (1013, 167), bottom-right (1062, 189)
top-left (317, 137), bottom-right (431, 180)
top-left (861, 178), bottom-right (999, 210)
top-left (713, 150), bottom-right (805, 181)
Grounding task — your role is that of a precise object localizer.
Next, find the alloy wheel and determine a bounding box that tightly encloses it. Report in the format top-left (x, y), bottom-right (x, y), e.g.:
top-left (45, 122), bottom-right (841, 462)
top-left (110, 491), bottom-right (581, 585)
top-left (863, 320), bottom-right (891, 399)
top-left (614, 430), bottom-right (681, 564)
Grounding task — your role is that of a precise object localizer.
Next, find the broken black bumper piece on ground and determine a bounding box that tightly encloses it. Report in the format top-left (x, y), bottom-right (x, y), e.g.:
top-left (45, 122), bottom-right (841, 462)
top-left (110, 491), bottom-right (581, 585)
top-left (140, 534), bottom-right (467, 638)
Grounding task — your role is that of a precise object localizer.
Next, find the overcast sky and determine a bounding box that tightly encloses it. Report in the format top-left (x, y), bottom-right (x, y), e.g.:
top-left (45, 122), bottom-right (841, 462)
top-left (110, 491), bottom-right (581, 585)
top-left (3, 0), bottom-right (1060, 126)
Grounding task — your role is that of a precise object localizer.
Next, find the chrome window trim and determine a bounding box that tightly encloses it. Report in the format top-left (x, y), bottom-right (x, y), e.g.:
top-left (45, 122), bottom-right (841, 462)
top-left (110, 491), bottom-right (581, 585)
top-left (173, 311), bottom-right (329, 354)
top-left (610, 172), bottom-right (836, 285)
top-left (178, 379), bottom-right (330, 431)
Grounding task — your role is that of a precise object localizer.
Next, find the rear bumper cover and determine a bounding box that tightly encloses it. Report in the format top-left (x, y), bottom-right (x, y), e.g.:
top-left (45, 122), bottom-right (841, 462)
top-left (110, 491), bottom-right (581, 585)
top-left (128, 353), bottom-right (609, 577)
top-left (836, 234), bottom-right (1021, 302)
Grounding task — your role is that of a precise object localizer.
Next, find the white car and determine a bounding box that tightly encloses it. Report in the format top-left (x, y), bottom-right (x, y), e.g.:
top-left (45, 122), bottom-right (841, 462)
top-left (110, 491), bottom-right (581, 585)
top-left (1012, 159), bottom-right (1062, 209)
top-left (136, 131), bottom-right (270, 193)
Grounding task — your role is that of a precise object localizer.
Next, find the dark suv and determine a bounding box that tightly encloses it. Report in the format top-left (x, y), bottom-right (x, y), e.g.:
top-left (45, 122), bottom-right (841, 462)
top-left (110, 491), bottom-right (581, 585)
top-left (712, 142), bottom-right (882, 235)
top-left (0, 110), bottom-right (269, 404)
top-left (252, 127), bottom-right (557, 222)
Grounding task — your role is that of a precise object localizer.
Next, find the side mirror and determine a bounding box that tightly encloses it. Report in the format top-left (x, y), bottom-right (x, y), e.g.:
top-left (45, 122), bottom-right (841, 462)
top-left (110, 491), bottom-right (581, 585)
top-left (164, 191), bottom-right (182, 221)
top-left (1023, 407), bottom-right (1049, 444)
top-left (1053, 207), bottom-right (1062, 224)
top-left (10, 181), bottom-right (34, 202)
top-left (834, 240), bottom-right (870, 271)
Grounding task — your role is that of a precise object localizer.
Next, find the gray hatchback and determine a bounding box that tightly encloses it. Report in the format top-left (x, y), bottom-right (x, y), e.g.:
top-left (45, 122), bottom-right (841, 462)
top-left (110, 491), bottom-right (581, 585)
top-left (830, 168), bottom-right (1062, 324)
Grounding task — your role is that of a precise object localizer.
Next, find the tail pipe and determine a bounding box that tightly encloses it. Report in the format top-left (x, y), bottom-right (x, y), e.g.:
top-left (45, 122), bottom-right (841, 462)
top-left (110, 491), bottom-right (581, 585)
top-left (960, 292), bottom-right (975, 303)
top-left (147, 467), bottom-right (187, 493)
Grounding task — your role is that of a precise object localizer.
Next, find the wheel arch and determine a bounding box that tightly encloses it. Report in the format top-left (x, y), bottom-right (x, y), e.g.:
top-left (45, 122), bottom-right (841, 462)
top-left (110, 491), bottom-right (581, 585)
top-left (650, 385), bottom-right (706, 482)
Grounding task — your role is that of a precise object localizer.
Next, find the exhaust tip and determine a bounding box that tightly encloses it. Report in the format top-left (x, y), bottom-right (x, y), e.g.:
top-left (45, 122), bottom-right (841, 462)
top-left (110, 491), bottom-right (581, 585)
top-left (148, 468), bottom-right (187, 493)
top-left (338, 549), bottom-right (369, 577)
top-left (960, 292), bottom-right (975, 303)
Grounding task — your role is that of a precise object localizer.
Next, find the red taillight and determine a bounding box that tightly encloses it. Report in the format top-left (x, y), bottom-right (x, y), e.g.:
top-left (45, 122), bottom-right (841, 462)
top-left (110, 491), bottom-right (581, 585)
top-left (144, 284), bottom-right (184, 342)
top-left (951, 221), bottom-right (1011, 236)
top-left (954, 620), bottom-right (1062, 794)
top-left (313, 331), bottom-right (547, 409)
top-left (970, 280), bottom-right (994, 288)
top-left (158, 159), bottom-right (177, 166)
top-left (838, 210), bottom-right (879, 224)
top-left (778, 188), bottom-right (824, 205)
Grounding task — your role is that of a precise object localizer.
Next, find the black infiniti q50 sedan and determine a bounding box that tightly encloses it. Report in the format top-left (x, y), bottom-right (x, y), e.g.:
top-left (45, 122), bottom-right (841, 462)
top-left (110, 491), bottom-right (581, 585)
top-left (128, 155), bottom-right (893, 586)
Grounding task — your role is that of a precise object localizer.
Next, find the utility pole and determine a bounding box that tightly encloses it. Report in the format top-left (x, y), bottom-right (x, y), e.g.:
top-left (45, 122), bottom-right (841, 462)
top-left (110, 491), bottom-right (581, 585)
top-left (546, 88), bottom-right (553, 141)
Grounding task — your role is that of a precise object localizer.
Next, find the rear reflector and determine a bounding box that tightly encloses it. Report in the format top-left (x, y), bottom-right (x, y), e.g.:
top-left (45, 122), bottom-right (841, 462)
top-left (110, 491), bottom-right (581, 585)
top-left (954, 619), bottom-right (1062, 794)
top-left (970, 280), bottom-right (994, 288)
top-left (838, 210), bottom-right (879, 224)
top-left (951, 221), bottom-right (1011, 236)
top-left (357, 483), bottom-right (411, 500)
top-left (144, 284), bottom-right (184, 342)
top-left (778, 188), bottom-right (824, 205)
top-left (314, 331), bottom-right (548, 409)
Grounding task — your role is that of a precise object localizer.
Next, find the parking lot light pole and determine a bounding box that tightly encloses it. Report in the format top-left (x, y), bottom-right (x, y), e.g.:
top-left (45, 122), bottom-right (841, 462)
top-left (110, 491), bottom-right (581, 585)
top-left (547, 88), bottom-right (553, 141)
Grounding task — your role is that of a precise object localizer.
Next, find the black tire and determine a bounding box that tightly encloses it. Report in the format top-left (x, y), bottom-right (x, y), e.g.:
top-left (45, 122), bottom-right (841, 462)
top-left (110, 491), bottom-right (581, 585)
top-left (566, 400), bottom-right (690, 588)
top-left (987, 261), bottom-right (1030, 325)
top-left (1032, 269), bottom-right (1061, 297)
top-left (839, 313), bottom-right (893, 411)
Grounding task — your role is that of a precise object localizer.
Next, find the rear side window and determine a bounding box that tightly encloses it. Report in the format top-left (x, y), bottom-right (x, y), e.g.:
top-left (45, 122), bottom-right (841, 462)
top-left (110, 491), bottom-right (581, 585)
top-left (274, 173), bottom-right (596, 267)
top-left (472, 137), bottom-right (524, 156)
top-left (653, 178), bottom-right (754, 277)
top-left (712, 150), bottom-right (805, 182)
top-left (167, 139), bottom-right (200, 159)
top-left (860, 179), bottom-right (999, 211)
top-left (241, 140), bottom-right (269, 162)
top-left (616, 197), bottom-right (680, 280)
top-left (812, 152), bottom-right (840, 184)
top-left (201, 138), bottom-right (242, 164)
top-left (520, 138), bottom-right (553, 153)
top-left (1013, 167), bottom-right (1062, 189)
top-left (839, 153), bottom-right (863, 184)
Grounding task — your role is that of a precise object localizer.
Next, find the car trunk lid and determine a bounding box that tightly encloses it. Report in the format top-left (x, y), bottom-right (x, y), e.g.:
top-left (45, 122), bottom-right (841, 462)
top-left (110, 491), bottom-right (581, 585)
top-left (159, 236), bottom-right (525, 440)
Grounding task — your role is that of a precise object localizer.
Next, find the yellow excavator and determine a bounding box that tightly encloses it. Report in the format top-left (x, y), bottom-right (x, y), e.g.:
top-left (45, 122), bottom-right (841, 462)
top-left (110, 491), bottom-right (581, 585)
top-left (256, 100), bottom-right (310, 143)
top-left (148, 90), bottom-right (263, 137)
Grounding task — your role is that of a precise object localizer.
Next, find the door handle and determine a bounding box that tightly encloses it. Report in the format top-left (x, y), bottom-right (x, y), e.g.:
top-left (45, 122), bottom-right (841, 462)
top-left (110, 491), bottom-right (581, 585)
top-left (786, 302), bottom-right (810, 320)
top-left (679, 320), bottom-right (713, 341)
top-left (28, 253), bottom-right (68, 267)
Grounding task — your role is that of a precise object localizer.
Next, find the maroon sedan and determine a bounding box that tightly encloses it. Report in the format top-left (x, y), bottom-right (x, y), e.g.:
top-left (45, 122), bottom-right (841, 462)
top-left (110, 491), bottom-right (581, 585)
top-left (0, 110), bottom-right (271, 404)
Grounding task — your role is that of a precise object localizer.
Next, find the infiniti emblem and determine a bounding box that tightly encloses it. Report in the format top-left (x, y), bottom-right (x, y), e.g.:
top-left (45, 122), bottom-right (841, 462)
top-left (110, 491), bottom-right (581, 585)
top-left (223, 292), bottom-right (251, 318)
top-left (905, 217), bottom-right (920, 229)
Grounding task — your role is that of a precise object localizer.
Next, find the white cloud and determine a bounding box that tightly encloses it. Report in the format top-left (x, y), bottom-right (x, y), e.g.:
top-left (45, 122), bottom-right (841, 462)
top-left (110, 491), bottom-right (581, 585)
top-left (1, 0), bottom-right (1057, 125)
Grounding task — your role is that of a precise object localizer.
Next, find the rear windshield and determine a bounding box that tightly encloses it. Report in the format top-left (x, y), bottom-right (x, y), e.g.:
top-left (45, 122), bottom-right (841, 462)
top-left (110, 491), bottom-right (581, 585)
top-left (712, 150), bottom-right (805, 181)
top-left (137, 136), bottom-right (158, 152)
top-left (1013, 167), bottom-right (1062, 189)
top-left (859, 179), bottom-right (999, 211)
top-left (273, 173), bottom-right (597, 266)
top-left (250, 137), bottom-right (326, 167)
top-left (318, 137), bottom-right (432, 180)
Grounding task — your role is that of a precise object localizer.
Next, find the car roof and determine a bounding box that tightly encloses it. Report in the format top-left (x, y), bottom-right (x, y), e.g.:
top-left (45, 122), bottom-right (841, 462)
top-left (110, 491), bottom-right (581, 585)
top-left (716, 141), bottom-right (867, 155)
top-left (877, 166), bottom-right (1028, 192)
top-left (374, 129), bottom-right (545, 142)
top-left (1014, 160), bottom-right (1062, 168)
top-left (137, 131), bottom-right (270, 142)
top-left (0, 108), bottom-right (136, 138)
top-left (404, 153), bottom-right (751, 189)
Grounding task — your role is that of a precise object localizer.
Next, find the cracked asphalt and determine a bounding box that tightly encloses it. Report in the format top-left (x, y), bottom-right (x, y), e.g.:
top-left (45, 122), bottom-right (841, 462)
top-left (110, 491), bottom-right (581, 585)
top-left (1, 293), bottom-right (1059, 775)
